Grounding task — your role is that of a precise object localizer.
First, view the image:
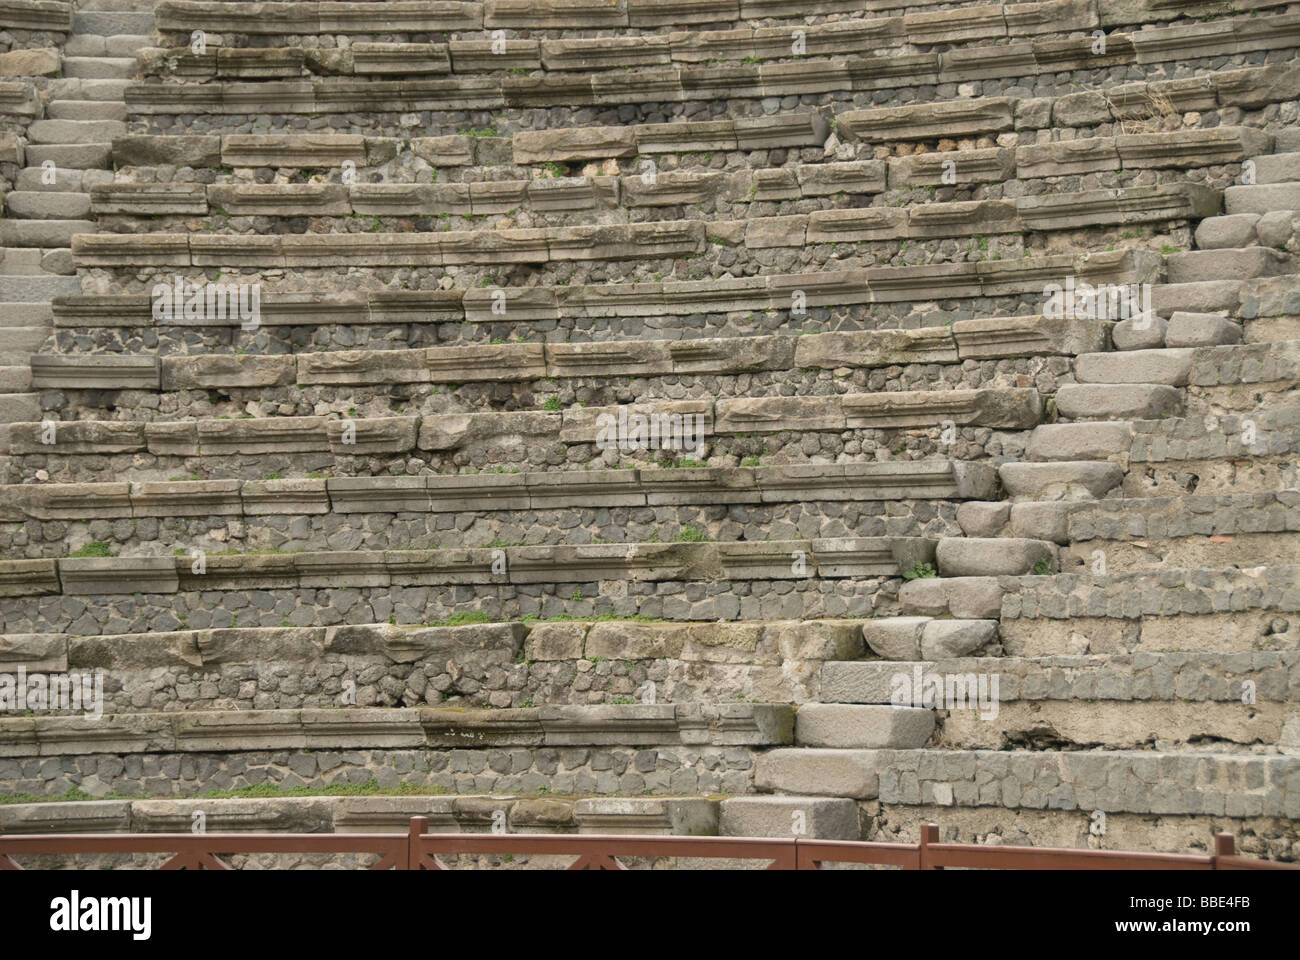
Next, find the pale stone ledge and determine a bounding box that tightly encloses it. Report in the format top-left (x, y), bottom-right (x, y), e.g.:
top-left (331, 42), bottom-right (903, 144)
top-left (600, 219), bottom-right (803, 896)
top-left (66, 187), bottom-right (1216, 268)
top-left (0, 0), bottom-right (72, 32)
top-left (0, 80), bottom-right (40, 118)
top-left (48, 249), bottom-right (1157, 328)
top-left (0, 795), bottom-right (723, 837)
top-left (0, 538), bottom-right (937, 598)
top-left (0, 703), bottom-right (795, 756)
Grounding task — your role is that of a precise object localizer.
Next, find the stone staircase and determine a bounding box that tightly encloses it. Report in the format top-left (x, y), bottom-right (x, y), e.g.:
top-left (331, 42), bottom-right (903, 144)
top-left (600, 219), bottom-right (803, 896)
top-left (0, 0), bottom-right (151, 465)
top-left (0, 0), bottom-right (1298, 864)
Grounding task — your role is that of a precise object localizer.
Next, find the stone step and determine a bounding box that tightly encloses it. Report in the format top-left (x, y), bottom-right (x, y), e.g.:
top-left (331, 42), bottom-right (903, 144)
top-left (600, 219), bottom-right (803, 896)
top-left (1252, 152), bottom-right (1300, 185)
top-left (0, 366), bottom-right (32, 392)
top-left (45, 99), bottom-right (128, 122)
top-left (794, 704), bottom-right (934, 749)
top-left (1165, 311), bottom-right (1243, 348)
top-left (64, 34), bottom-right (152, 58)
top-left (1194, 214), bottom-right (1263, 251)
top-left (16, 167), bottom-right (113, 193)
top-left (0, 247), bottom-right (44, 276)
top-left (60, 56), bottom-right (138, 80)
top-left (73, 11), bottom-right (155, 35)
top-left (48, 78), bottom-right (132, 102)
top-left (0, 326), bottom-right (51, 365)
top-left (0, 220), bottom-right (97, 248)
top-left (26, 119), bottom-right (128, 145)
top-left (1165, 247), bottom-right (1292, 285)
top-left (1054, 383), bottom-right (1184, 421)
top-left (22, 143), bottom-right (113, 170)
top-left (824, 650), bottom-right (1300, 707)
top-left (1276, 130), bottom-right (1300, 153)
top-left (4, 191), bottom-right (93, 220)
top-left (820, 662), bottom-right (935, 705)
top-left (997, 461), bottom-right (1124, 501)
top-left (1225, 183), bottom-right (1300, 216)
top-left (0, 301), bottom-right (53, 325)
top-left (1112, 314), bottom-right (1167, 351)
top-left (0, 274), bottom-right (82, 301)
top-left (753, 749), bottom-right (881, 799)
top-left (1152, 280), bottom-right (1241, 318)
top-left (1026, 422), bottom-right (1132, 462)
top-left (78, 0), bottom-right (158, 8)
top-left (0, 393), bottom-right (41, 423)
top-left (935, 537), bottom-right (1056, 577)
top-left (718, 796), bottom-right (860, 839)
top-left (972, 501), bottom-right (1078, 544)
top-left (862, 617), bottom-right (997, 661)
top-left (1073, 348), bottom-right (1195, 386)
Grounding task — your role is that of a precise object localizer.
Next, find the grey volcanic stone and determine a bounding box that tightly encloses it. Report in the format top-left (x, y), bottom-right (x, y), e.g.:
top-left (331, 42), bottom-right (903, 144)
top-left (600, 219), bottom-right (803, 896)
top-left (862, 616), bottom-right (930, 661)
top-left (794, 704), bottom-right (934, 749)
top-left (753, 749), bottom-right (881, 799)
top-left (1055, 384), bottom-right (1183, 420)
top-left (936, 537), bottom-right (1056, 577)
top-left (1027, 422), bottom-right (1132, 462)
top-left (1165, 312), bottom-right (1242, 347)
top-left (920, 619), bottom-right (996, 659)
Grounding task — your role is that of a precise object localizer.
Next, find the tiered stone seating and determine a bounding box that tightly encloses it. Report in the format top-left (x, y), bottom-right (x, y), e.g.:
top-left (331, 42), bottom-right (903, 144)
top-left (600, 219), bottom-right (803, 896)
top-left (0, 0), bottom-right (1298, 864)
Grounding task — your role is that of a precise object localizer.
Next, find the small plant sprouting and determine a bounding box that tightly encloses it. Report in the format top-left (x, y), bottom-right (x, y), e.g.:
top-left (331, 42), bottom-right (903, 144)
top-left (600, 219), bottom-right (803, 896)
top-left (901, 561), bottom-right (938, 581)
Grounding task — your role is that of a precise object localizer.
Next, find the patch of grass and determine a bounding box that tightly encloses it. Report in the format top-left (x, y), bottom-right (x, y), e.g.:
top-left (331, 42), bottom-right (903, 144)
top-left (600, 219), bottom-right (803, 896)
top-left (1032, 557), bottom-right (1054, 576)
top-left (542, 396), bottom-right (562, 411)
top-left (68, 541), bottom-right (113, 558)
top-left (674, 525), bottom-right (709, 542)
top-left (423, 610), bottom-right (493, 628)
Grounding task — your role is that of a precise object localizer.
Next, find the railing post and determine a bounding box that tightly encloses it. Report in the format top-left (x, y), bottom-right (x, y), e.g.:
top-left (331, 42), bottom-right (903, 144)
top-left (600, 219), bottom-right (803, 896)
top-left (919, 823), bottom-right (940, 870)
top-left (1213, 832), bottom-right (1235, 869)
top-left (406, 816), bottom-right (428, 871)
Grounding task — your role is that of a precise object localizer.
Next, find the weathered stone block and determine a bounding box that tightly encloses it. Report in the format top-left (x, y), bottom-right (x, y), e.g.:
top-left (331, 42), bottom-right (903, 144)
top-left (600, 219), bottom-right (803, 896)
top-left (936, 537), bottom-right (1056, 577)
top-left (795, 704), bottom-right (935, 749)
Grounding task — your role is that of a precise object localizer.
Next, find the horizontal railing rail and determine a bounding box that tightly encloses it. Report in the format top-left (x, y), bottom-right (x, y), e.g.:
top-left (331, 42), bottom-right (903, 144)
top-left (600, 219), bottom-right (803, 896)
top-left (0, 820), bottom-right (1293, 870)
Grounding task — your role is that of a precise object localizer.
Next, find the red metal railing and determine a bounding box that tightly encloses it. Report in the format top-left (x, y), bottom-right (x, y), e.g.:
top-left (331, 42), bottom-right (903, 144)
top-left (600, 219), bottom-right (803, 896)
top-left (0, 819), bottom-right (1294, 870)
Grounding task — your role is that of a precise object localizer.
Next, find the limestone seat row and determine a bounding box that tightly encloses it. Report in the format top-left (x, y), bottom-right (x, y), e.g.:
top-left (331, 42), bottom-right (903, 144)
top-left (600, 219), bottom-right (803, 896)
top-left (0, 617), bottom-right (870, 712)
top-left (0, 702), bottom-right (797, 756)
top-left (149, 0), bottom-right (1295, 39)
top-left (0, 794), bottom-right (725, 839)
top-left (30, 316), bottom-right (1102, 386)
top-left (2, 390), bottom-right (1044, 463)
top-left (87, 128), bottom-right (1265, 223)
top-left (134, 9), bottom-right (1300, 111)
top-left (0, 460), bottom-right (996, 521)
top-left (48, 247), bottom-right (1159, 327)
top-left (0, 536), bottom-right (940, 598)
top-left (65, 184), bottom-right (1221, 269)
